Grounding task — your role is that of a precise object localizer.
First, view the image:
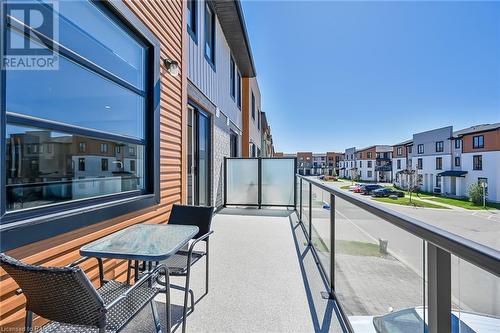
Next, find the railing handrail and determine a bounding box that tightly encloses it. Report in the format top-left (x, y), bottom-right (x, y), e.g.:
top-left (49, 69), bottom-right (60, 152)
top-left (296, 174), bottom-right (500, 278)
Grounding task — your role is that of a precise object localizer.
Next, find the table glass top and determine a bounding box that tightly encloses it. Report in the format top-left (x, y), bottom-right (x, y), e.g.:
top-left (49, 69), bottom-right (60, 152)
top-left (80, 224), bottom-right (199, 261)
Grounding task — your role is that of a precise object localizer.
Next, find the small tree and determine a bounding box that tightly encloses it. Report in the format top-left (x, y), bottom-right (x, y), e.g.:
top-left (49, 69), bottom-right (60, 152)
top-left (468, 183), bottom-right (484, 205)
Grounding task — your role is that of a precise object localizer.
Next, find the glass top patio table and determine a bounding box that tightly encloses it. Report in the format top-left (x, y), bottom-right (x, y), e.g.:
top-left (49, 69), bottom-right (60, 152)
top-left (80, 224), bottom-right (199, 262)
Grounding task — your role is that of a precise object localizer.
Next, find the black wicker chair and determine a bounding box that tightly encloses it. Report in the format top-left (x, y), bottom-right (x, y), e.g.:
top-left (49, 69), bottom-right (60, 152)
top-left (0, 253), bottom-right (169, 333)
top-left (157, 204), bottom-right (214, 333)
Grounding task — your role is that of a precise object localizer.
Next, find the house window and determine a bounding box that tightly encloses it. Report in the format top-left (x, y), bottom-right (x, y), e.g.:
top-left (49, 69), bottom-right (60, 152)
top-left (408, 159), bottom-right (412, 168)
top-left (187, 0), bottom-right (197, 40)
top-left (436, 175), bottom-right (441, 188)
top-left (435, 157), bottom-right (442, 170)
top-left (417, 144), bottom-right (424, 154)
top-left (455, 139), bottom-right (461, 149)
top-left (130, 160), bottom-right (136, 172)
top-left (359, 153), bottom-right (363, 159)
top-left (204, 3), bottom-right (215, 66)
top-left (257, 111), bottom-right (261, 130)
top-left (397, 147), bottom-right (402, 156)
top-left (455, 157), bottom-right (460, 167)
top-left (417, 158), bottom-right (423, 169)
top-left (2, 0), bottom-right (159, 230)
top-left (359, 161), bottom-right (363, 168)
top-left (78, 158), bottom-right (86, 171)
top-left (251, 92), bottom-right (256, 120)
top-left (408, 146), bottom-right (413, 154)
top-left (367, 171), bottom-right (372, 178)
top-left (473, 155), bottom-right (482, 170)
top-left (473, 135), bottom-right (484, 149)
top-left (397, 159), bottom-right (401, 169)
top-left (230, 57), bottom-right (236, 99)
top-left (129, 146), bottom-right (136, 155)
top-left (101, 158), bottom-right (108, 171)
top-left (435, 141), bottom-right (444, 153)
top-left (237, 72), bottom-right (242, 109)
top-left (116, 146), bottom-right (121, 154)
top-left (368, 161), bottom-right (372, 168)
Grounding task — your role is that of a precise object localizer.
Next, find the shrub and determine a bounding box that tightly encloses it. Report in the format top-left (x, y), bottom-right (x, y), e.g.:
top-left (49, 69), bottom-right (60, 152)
top-left (468, 183), bottom-right (484, 205)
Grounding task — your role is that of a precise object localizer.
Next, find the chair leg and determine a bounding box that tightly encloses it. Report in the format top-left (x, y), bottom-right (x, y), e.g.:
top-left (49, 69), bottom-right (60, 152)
top-left (151, 300), bottom-right (162, 333)
top-left (181, 266), bottom-right (192, 333)
top-left (25, 310), bottom-right (33, 333)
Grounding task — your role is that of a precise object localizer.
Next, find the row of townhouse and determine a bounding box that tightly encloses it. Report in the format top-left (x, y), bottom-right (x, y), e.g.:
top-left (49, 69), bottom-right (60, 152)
top-left (274, 152), bottom-right (343, 176)
top-left (339, 145), bottom-right (393, 182)
top-left (392, 123), bottom-right (500, 202)
top-left (0, 0), bottom-right (274, 327)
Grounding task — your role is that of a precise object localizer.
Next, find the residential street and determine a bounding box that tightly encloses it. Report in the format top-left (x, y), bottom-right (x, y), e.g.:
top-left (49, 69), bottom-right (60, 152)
top-left (306, 180), bottom-right (500, 318)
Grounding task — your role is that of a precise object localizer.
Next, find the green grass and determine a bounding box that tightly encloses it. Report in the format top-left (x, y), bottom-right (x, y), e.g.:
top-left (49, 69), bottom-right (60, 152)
top-left (373, 196), bottom-right (448, 209)
top-left (425, 197), bottom-right (500, 210)
top-left (340, 185), bottom-right (351, 190)
top-left (336, 240), bottom-right (385, 257)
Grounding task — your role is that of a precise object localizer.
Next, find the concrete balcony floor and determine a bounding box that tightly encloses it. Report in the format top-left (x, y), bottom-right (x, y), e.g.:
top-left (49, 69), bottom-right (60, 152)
top-left (124, 207), bottom-right (345, 333)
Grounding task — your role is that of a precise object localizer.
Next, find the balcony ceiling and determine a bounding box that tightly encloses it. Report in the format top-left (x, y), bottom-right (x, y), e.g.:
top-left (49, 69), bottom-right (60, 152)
top-left (211, 0), bottom-right (256, 77)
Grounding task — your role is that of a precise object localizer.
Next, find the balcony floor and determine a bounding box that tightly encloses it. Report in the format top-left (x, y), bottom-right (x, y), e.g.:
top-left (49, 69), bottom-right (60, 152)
top-left (123, 207), bottom-right (345, 333)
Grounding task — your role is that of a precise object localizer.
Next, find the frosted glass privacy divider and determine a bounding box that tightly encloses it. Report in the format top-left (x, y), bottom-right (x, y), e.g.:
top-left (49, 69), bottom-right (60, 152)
top-left (261, 159), bottom-right (295, 206)
top-left (226, 159), bottom-right (259, 205)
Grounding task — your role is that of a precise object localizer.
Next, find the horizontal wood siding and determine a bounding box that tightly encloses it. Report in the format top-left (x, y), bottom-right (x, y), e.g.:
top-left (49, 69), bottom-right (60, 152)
top-left (0, 0), bottom-right (185, 329)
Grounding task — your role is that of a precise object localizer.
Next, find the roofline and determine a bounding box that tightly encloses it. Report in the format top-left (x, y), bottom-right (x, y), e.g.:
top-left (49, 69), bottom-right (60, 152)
top-left (234, 0), bottom-right (257, 76)
top-left (454, 125), bottom-right (500, 138)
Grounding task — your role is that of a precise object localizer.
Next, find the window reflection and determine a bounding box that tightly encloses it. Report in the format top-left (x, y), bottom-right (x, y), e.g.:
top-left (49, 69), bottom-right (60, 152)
top-left (5, 125), bottom-right (144, 212)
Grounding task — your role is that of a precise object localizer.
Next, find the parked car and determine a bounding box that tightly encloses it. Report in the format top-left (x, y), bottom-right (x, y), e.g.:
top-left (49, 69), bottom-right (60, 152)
top-left (353, 184), bottom-right (366, 193)
top-left (348, 183), bottom-right (364, 191)
top-left (372, 188), bottom-right (405, 198)
top-left (362, 184), bottom-right (384, 195)
top-left (349, 306), bottom-right (500, 333)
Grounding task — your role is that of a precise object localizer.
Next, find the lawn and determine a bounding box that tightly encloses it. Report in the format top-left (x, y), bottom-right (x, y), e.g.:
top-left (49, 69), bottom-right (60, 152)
top-left (373, 197), bottom-right (448, 209)
top-left (340, 185), bottom-right (351, 190)
top-left (425, 197), bottom-right (500, 210)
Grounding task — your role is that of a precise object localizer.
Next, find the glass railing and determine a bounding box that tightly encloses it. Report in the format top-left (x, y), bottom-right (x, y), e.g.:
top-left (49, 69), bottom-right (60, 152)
top-left (297, 175), bottom-right (500, 333)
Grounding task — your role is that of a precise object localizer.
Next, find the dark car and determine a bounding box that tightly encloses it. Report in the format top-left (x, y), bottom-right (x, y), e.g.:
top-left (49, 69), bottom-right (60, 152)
top-left (361, 184), bottom-right (384, 195)
top-left (372, 188), bottom-right (405, 198)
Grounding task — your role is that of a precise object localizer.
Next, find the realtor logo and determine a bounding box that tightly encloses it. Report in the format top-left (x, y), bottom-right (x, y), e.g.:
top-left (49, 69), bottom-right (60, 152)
top-left (2, 0), bottom-right (59, 70)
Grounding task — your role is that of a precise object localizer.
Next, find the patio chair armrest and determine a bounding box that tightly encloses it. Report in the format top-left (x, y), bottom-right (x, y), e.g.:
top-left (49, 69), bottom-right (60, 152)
top-left (67, 256), bottom-right (105, 286)
top-left (188, 230), bottom-right (214, 253)
top-left (105, 264), bottom-right (168, 311)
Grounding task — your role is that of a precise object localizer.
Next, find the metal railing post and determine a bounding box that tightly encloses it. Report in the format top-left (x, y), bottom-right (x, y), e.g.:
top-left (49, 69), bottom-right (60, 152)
top-left (329, 193), bottom-right (335, 298)
top-left (427, 243), bottom-right (451, 333)
top-left (258, 158), bottom-right (262, 209)
top-left (299, 178), bottom-right (303, 222)
top-left (308, 182), bottom-right (312, 245)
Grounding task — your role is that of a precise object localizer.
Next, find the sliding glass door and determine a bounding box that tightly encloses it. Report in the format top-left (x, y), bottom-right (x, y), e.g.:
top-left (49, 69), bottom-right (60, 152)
top-left (187, 105), bottom-right (211, 206)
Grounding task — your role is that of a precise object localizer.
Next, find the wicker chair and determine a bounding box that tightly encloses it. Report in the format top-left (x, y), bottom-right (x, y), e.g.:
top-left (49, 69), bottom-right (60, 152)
top-left (157, 204), bottom-right (214, 333)
top-left (0, 253), bottom-right (169, 333)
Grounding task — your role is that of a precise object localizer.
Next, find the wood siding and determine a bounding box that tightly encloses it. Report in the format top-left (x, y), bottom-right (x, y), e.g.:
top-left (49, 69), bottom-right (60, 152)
top-left (0, 0), bottom-right (186, 329)
top-left (462, 128), bottom-right (500, 153)
top-left (241, 77), bottom-right (261, 157)
top-left (187, 0), bottom-right (242, 129)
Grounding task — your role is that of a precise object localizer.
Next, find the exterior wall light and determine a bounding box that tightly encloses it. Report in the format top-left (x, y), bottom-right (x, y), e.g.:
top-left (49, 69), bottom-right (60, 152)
top-left (164, 57), bottom-right (180, 77)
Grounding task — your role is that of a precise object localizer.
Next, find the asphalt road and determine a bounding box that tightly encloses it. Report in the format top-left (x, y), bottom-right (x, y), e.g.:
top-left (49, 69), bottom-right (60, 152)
top-left (305, 180), bottom-right (500, 317)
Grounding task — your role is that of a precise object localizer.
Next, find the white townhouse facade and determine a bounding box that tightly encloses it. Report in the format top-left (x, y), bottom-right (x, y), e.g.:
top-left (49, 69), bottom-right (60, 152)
top-left (392, 139), bottom-right (413, 188)
top-left (445, 123), bottom-right (500, 203)
top-left (340, 147), bottom-right (357, 179)
top-left (412, 126), bottom-right (454, 193)
top-left (356, 146), bottom-right (376, 182)
top-left (186, 0), bottom-right (256, 207)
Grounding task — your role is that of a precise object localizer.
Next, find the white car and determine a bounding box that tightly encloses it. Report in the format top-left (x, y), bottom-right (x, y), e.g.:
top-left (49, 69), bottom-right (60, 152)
top-left (349, 307), bottom-right (500, 333)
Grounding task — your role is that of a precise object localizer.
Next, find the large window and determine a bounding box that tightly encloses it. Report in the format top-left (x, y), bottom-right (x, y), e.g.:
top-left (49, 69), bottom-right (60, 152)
top-left (237, 72), bottom-right (242, 109)
top-left (204, 3), bottom-right (215, 67)
top-left (397, 159), bottom-right (401, 169)
top-left (455, 139), bottom-right (461, 149)
top-left (417, 144), bottom-right (424, 154)
top-left (473, 155), bottom-right (482, 170)
top-left (2, 0), bottom-right (159, 232)
top-left (397, 147), bottom-right (402, 156)
top-left (435, 141), bottom-right (444, 153)
top-left (187, 0), bottom-right (197, 40)
top-left (417, 158), bottom-right (423, 169)
top-left (435, 157), bottom-right (442, 170)
top-left (455, 157), bottom-right (461, 167)
top-left (473, 135), bottom-right (484, 149)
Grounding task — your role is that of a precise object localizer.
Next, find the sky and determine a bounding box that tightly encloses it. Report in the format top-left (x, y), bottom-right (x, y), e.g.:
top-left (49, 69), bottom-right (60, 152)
top-left (241, 0), bottom-right (500, 153)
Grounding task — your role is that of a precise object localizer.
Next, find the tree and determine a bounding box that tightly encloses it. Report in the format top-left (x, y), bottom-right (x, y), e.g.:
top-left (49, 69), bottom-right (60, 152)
top-left (468, 183), bottom-right (484, 206)
top-left (402, 167), bottom-right (421, 204)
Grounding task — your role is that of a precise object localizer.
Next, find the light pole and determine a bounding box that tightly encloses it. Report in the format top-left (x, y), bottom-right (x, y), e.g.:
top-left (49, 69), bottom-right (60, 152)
top-left (481, 182), bottom-right (488, 208)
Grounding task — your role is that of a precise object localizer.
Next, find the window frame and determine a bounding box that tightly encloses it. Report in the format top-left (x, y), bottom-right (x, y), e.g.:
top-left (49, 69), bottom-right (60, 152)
top-left (230, 56), bottom-right (236, 100)
top-left (435, 157), bottom-right (442, 170)
top-left (236, 71), bottom-right (242, 109)
top-left (187, 0), bottom-right (197, 43)
top-left (204, 2), bottom-right (216, 70)
top-left (473, 155), bottom-right (482, 170)
top-left (455, 139), bottom-right (461, 149)
top-left (417, 144), bottom-right (424, 154)
top-left (473, 135), bottom-right (484, 149)
top-left (455, 156), bottom-right (461, 167)
top-left (417, 158), bottom-right (423, 169)
top-left (435, 141), bottom-right (444, 153)
top-left (0, 0), bottom-right (161, 251)
top-left (251, 91), bottom-right (255, 120)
